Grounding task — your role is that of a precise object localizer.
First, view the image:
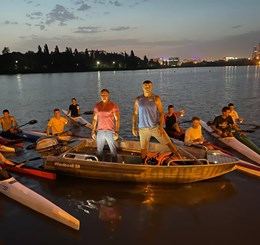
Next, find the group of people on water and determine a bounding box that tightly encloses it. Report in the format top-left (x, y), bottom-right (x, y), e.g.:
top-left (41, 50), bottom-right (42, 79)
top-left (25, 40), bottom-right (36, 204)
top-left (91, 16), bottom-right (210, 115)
top-left (0, 80), bottom-right (244, 165)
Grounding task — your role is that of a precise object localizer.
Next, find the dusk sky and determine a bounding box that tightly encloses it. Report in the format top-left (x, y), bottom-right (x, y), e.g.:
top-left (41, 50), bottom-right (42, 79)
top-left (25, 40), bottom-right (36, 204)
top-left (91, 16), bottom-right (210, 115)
top-left (1, 0), bottom-right (260, 60)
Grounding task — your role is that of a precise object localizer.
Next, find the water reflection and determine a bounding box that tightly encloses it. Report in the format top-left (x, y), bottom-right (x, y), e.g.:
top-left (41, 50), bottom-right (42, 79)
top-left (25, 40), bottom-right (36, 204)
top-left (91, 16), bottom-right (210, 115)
top-left (41, 176), bottom-right (236, 237)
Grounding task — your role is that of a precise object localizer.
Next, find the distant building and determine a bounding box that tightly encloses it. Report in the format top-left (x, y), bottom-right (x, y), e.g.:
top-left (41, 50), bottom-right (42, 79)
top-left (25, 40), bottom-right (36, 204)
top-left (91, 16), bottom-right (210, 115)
top-left (252, 43), bottom-right (260, 62)
top-left (224, 56), bottom-right (238, 61)
top-left (168, 57), bottom-right (181, 66)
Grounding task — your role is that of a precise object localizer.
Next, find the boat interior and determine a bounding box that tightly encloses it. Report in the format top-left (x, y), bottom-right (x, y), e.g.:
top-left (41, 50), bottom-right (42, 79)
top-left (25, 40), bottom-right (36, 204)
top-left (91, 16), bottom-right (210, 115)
top-left (36, 137), bottom-right (237, 166)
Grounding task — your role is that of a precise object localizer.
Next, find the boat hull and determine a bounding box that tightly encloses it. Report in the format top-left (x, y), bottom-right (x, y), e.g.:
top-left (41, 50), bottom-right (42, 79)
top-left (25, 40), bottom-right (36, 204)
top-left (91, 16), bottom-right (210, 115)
top-left (0, 175), bottom-right (79, 230)
top-left (43, 139), bottom-right (237, 183)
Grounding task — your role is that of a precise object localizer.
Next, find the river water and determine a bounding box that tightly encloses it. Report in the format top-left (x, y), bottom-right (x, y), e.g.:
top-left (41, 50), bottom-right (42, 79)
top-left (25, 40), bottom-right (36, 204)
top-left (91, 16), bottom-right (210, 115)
top-left (0, 66), bottom-right (260, 244)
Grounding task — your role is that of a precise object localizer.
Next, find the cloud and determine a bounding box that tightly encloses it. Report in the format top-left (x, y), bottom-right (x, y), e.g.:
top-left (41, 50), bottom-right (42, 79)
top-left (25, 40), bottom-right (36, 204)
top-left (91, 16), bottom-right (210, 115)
top-left (77, 4), bottom-right (91, 11)
top-left (110, 26), bottom-right (130, 31)
top-left (35, 24), bottom-right (45, 30)
top-left (26, 12), bottom-right (43, 20)
top-left (109, 1), bottom-right (122, 7)
top-left (4, 21), bottom-right (18, 25)
top-left (232, 25), bottom-right (242, 29)
top-left (46, 4), bottom-right (77, 26)
top-left (74, 26), bottom-right (103, 34)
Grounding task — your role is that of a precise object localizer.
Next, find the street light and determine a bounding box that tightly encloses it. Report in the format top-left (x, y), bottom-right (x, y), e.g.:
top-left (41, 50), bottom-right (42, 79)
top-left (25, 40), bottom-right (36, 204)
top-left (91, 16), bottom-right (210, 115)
top-left (96, 61), bottom-right (100, 67)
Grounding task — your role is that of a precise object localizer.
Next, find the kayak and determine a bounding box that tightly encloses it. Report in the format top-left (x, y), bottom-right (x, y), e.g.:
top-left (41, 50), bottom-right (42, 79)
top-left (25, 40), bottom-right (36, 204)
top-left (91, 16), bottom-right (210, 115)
top-left (0, 170), bottom-right (79, 230)
top-left (17, 130), bottom-right (74, 142)
top-left (200, 120), bottom-right (260, 164)
top-left (233, 132), bottom-right (260, 155)
top-left (62, 110), bottom-right (92, 129)
top-left (0, 144), bottom-right (16, 153)
top-left (0, 136), bottom-right (23, 147)
top-left (0, 162), bottom-right (56, 180)
top-left (236, 160), bottom-right (260, 177)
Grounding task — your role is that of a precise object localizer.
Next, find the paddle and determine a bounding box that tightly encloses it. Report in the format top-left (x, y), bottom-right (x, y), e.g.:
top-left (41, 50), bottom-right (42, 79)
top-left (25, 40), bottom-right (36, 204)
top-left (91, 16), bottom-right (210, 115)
top-left (7, 156), bottom-right (42, 168)
top-left (16, 119), bottom-right (38, 129)
top-left (179, 120), bottom-right (192, 125)
top-left (240, 123), bottom-right (260, 129)
top-left (177, 146), bottom-right (204, 165)
top-left (82, 111), bottom-right (94, 115)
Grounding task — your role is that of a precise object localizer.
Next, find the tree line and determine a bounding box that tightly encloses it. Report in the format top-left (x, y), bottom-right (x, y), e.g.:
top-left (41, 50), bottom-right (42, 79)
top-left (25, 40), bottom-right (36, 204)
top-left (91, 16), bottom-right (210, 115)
top-left (0, 44), bottom-right (160, 74)
top-left (0, 44), bottom-right (257, 74)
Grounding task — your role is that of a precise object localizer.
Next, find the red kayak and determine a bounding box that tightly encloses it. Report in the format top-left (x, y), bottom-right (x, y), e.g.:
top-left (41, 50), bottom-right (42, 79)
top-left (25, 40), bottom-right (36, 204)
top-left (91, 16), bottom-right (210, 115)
top-left (0, 136), bottom-right (23, 147)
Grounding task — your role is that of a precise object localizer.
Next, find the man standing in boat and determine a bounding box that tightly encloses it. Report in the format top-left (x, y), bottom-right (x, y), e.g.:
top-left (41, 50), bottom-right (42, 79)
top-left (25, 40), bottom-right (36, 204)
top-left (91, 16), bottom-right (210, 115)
top-left (92, 89), bottom-right (120, 162)
top-left (46, 109), bottom-right (70, 136)
top-left (66, 98), bottom-right (80, 118)
top-left (132, 80), bottom-right (182, 162)
top-left (0, 109), bottom-right (21, 139)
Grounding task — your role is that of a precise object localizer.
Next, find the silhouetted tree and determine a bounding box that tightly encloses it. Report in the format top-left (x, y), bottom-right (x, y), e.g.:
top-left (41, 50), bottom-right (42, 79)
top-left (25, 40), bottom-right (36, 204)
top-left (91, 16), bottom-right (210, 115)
top-left (2, 47), bottom-right (10, 54)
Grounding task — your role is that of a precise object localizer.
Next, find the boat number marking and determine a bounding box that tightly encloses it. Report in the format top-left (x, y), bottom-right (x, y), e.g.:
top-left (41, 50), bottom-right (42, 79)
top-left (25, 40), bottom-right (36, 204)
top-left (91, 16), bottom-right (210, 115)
top-left (54, 162), bottom-right (81, 169)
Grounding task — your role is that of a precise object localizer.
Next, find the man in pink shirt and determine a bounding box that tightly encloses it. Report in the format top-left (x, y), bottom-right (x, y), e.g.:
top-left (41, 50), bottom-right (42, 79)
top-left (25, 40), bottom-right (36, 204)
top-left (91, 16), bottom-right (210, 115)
top-left (92, 89), bottom-right (120, 162)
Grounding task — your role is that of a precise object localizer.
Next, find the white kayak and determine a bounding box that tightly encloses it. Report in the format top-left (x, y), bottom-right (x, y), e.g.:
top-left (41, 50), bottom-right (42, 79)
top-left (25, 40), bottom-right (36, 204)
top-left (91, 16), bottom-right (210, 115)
top-left (62, 110), bottom-right (92, 129)
top-left (200, 120), bottom-right (260, 164)
top-left (0, 170), bottom-right (80, 230)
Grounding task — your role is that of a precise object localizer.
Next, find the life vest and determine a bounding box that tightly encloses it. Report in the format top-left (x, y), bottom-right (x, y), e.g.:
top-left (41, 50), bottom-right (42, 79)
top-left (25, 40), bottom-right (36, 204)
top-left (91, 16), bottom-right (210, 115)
top-left (144, 152), bottom-right (176, 166)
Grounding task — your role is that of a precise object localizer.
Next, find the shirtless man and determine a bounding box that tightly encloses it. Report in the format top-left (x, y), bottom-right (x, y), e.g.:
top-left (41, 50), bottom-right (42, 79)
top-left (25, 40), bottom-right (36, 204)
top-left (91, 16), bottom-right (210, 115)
top-left (0, 109), bottom-right (20, 139)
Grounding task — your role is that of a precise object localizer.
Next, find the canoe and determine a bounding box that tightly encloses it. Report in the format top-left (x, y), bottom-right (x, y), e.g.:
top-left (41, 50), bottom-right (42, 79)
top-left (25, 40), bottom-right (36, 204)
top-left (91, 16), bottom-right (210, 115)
top-left (200, 120), bottom-right (260, 164)
top-left (0, 144), bottom-right (16, 153)
top-left (0, 162), bottom-right (56, 180)
top-left (0, 170), bottom-right (80, 230)
top-left (62, 109), bottom-right (92, 129)
top-left (42, 139), bottom-right (237, 183)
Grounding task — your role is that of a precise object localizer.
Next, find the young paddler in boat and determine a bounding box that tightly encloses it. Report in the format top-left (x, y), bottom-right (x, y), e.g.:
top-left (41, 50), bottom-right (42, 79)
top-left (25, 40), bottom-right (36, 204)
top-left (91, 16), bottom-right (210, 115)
top-left (0, 152), bottom-right (15, 166)
top-left (0, 109), bottom-right (21, 139)
top-left (132, 80), bottom-right (182, 162)
top-left (211, 106), bottom-right (241, 137)
top-left (228, 103), bottom-right (244, 124)
top-left (164, 104), bottom-right (185, 141)
top-left (66, 98), bottom-right (80, 117)
top-left (46, 109), bottom-right (71, 136)
top-left (92, 89), bottom-right (120, 162)
top-left (184, 117), bottom-right (213, 149)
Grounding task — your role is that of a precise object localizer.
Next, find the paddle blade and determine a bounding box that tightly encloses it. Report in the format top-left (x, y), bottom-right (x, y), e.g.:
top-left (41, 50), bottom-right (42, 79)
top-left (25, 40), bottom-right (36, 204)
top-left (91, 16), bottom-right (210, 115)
top-left (28, 119), bottom-right (38, 125)
top-left (83, 111), bottom-right (94, 115)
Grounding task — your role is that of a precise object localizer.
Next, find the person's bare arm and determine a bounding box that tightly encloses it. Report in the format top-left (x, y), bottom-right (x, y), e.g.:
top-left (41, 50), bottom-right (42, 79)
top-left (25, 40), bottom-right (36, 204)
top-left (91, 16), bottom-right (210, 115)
top-left (113, 111), bottom-right (120, 140)
top-left (91, 113), bottom-right (98, 140)
top-left (132, 98), bottom-right (139, 136)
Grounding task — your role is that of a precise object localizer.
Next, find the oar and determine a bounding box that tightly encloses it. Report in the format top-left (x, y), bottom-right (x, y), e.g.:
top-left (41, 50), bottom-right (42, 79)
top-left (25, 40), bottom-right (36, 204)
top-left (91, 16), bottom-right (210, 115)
top-left (179, 120), bottom-right (192, 125)
top-left (8, 156), bottom-right (42, 168)
top-left (240, 123), bottom-right (260, 129)
top-left (238, 129), bottom-right (255, 133)
top-left (83, 111), bottom-right (94, 115)
top-left (177, 146), bottom-right (204, 165)
top-left (16, 119), bottom-right (38, 129)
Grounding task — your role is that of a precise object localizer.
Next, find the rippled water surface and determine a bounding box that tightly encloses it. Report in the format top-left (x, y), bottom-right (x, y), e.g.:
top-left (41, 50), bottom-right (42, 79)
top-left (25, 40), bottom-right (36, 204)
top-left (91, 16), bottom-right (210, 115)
top-left (0, 67), bottom-right (260, 244)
